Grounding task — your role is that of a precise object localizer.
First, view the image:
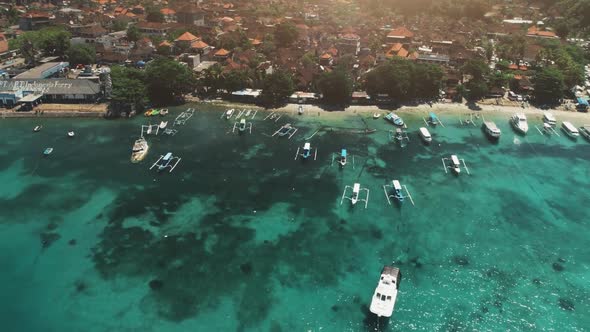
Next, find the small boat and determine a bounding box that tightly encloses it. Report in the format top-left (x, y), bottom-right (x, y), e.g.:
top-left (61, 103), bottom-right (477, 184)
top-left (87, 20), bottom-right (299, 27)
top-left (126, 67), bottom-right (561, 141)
top-left (298, 105), bottom-right (304, 115)
top-left (579, 125), bottom-right (590, 141)
top-left (146, 126), bottom-right (152, 135)
top-left (394, 128), bottom-right (404, 141)
top-left (67, 131), bottom-right (75, 137)
top-left (543, 122), bottom-right (553, 131)
top-left (351, 183), bottom-right (360, 205)
top-left (160, 109), bottom-right (169, 116)
top-left (245, 109), bottom-right (251, 117)
top-left (151, 109), bottom-right (160, 116)
top-left (43, 147), bottom-right (53, 155)
top-left (384, 112), bottom-right (404, 126)
top-left (369, 266), bottom-right (401, 318)
top-left (510, 113), bottom-right (528, 134)
top-left (33, 125), bottom-right (42, 132)
top-left (482, 121), bottom-right (501, 139)
top-left (130, 137), bottom-right (149, 163)
top-left (144, 109), bottom-right (153, 116)
top-left (339, 149), bottom-right (347, 167)
top-left (561, 121), bottom-right (579, 139)
top-left (419, 127), bottom-right (432, 143)
top-left (278, 123), bottom-right (292, 136)
top-left (239, 118), bottom-right (246, 132)
top-left (373, 113), bottom-right (381, 119)
top-left (158, 152), bottom-right (173, 171)
top-left (226, 109), bottom-right (234, 119)
top-left (543, 112), bottom-right (557, 127)
top-left (450, 155), bottom-right (461, 174)
top-left (428, 112), bottom-right (439, 126)
top-left (302, 142), bottom-right (311, 159)
top-left (159, 121), bottom-right (168, 129)
top-left (391, 180), bottom-right (404, 203)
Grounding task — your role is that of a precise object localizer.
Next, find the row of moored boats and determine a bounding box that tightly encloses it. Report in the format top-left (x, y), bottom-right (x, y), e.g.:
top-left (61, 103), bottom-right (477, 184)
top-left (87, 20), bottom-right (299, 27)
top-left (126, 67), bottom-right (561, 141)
top-left (507, 112), bottom-right (590, 140)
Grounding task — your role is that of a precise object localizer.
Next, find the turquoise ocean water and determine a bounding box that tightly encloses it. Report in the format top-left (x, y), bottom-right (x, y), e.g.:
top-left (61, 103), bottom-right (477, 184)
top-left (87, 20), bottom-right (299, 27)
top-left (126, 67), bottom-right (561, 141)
top-left (0, 104), bottom-right (589, 331)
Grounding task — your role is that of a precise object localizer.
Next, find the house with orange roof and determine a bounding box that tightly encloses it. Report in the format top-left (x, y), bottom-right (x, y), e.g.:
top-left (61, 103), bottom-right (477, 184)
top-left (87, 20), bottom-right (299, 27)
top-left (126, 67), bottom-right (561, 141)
top-left (19, 11), bottom-right (51, 31)
top-left (160, 8), bottom-right (176, 23)
top-left (174, 31), bottom-right (200, 50)
top-left (337, 33), bottom-right (360, 55)
top-left (319, 53), bottom-right (333, 66)
top-left (527, 26), bottom-right (558, 39)
top-left (386, 27), bottom-right (414, 44)
top-left (214, 48), bottom-right (231, 61)
top-left (191, 40), bottom-right (211, 55)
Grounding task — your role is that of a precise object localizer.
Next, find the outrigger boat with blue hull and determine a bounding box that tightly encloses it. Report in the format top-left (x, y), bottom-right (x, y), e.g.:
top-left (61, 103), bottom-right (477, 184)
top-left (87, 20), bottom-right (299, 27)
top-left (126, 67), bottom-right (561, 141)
top-left (294, 142), bottom-right (318, 160)
top-left (43, 147), bottom-right (53, 156)
top-left (341, 183), bottom-right (370, 208)
top-left (233, 118), bottom-right (252, 134)
top-left (383, 180), bottom-right (415, 206)
top-left (272, 123), bottom-right (298, 139)
top-left (150, 152), bottom-right (181, 173)
top-left (423, 112), bottom-right (444, 127)
top-left (339, 149), bottom-right (347, 166)
top-left (384, 112), bottom-right (404, 126)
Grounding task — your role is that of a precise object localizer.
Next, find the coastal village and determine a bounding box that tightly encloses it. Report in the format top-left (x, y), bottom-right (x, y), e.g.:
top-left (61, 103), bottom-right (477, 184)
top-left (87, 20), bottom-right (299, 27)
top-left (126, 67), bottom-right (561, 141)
top-left (0, 0), bottom-right (588, 115)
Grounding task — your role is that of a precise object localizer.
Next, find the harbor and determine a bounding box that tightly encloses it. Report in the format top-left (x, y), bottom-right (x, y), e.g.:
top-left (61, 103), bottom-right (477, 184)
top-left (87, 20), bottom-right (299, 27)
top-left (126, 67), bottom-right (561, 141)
top-left (0, 103), bottom-right (589, 331)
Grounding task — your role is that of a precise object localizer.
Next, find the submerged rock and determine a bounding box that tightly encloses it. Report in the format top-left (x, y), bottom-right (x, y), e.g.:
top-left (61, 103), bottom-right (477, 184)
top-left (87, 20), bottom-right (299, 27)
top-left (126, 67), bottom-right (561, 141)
top-left (68, 239), bottom-right (77, 246)
top-left (453, 255), bottom-right (470, 266)
top-left (40, 232), bottom-right (61, 249)
top-left (240, 262), bottom-right (253, 275)
top-left (149, 279), bottom-right (164, 291)
top-left (552, 262), bottom-right (564, 272)
top-left (74, 280), bottom-right (87, 293)
top-left (558, 298), bottom-right (575, 311)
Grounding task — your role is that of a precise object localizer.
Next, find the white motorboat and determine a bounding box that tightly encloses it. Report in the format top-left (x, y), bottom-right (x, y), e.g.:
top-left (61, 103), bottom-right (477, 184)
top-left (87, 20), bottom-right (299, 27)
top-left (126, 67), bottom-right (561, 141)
top-left (298, 105), bottom-right (304, 115)
top-left (373, 113), bottom-right (381, 119)
top-left (160, 109), bottom-right (169, 116)
top-left (131, 137), bottom-right (149, 163)
top-left (419, 127), bottom-right (432, 143)
top-left (450, 155), bottom-right (461, 174)
top-left (33, 125), bottom-right (42, 132)
top-left (561, 121), bottom-right (579, 139)
top-left (245, 109), bottom-right (251, 117)
top-left (146, 126), bottom-right (152, 135)
top-left (510, 113), bottom-right (528, 134)
top-left (384, 112), bottom-right (404, 126)
top-left (369, 266), bottom-right (400, 318)
top-left (225, 109), bottom-right (234, 119)
top-left (67, 131), bottom-right (75, 137)
top-left (543, 112), bottom-right (557, 127)
top-left (351, 183), bottom-right (360, 205)
top-left (482, 121), bottom-right (501, 139)
top-left (579, 125), bottom-right (590, 141)
top-left (239, 118), bottom-right (246, 132)
top-left (43, 147), bottom-right (53, 155)
top-left (159, 121), bottom-right (168, 129)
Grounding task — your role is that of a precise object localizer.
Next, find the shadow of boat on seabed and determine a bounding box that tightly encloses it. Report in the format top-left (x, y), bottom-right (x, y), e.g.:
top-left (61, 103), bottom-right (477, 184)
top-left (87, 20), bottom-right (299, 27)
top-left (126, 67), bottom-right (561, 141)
top-left (361, 304), bottom-right (390, 331)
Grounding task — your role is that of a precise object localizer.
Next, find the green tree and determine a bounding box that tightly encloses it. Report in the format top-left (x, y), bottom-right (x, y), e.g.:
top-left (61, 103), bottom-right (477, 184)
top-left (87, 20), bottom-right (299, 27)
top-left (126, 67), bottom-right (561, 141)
top-left (317, 69), bottom-right (353, 105)
top-left (259, 70), bottom-right (295, 107)
top-left (144, 57), bottom-right (195, 104)
top-left (274, 23), bottom-right (298, 48)
top-left (533, 67), bottom-right (565, 105)
top-left (413, 64), bottom-right (444, 99)
top-left (37, 27), bottom-right (71, 57)
top-left (112, 20), bottom-right (128, 31)
top-left (127, 25), bottom-right (141, 42)
top-left (67, 44), bottom-right (96, 65)
top-left (110, 66), bottom-right (148, 113)
top-left (200, 63), bottom-right (224, 95)
top-left (461, 59), bottom-right (490, 80)
top-left (464, 79), bottom-right (489, 100)
top-left (222, 69), bottom-right (252, 93)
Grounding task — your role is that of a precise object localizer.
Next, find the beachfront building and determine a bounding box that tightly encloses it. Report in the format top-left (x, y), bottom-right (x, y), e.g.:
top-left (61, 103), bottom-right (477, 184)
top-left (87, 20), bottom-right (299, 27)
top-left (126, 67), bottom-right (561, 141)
top-left (14, 62), bottom-right (70, 80)
top-left (0, 79), bottom-right (102, 107)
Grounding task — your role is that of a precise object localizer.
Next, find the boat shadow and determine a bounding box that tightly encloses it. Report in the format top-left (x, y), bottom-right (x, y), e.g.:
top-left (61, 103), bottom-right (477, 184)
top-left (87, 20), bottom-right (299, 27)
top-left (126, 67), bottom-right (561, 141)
top-left (361, 304), bottom-right (390, 331)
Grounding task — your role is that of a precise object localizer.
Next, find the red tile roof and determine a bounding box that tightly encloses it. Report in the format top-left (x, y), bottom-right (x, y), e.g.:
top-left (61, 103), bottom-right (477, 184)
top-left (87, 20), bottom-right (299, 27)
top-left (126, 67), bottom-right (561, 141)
top-left (191, 40), bottom-right (209, 49)
top-left (387, 27), bottom-right (414, 38)
top-left (160, 8), bottom-right (176, 15)
top-left (320, 53), bottom-right (332, 59)
top-left (214, 48), bottom-right (230, 56)
top-left (175, 31), bottom-right (198, 42)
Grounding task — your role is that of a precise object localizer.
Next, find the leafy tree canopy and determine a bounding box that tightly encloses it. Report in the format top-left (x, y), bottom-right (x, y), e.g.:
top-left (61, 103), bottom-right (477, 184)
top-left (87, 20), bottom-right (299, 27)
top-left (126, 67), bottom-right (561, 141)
top-left (67, 44), bottom-right (96, 66)
top-left (274, 23), bottom-right (298, 48)
top-left (259, 70), bottom-right (295, 107)
top-left (533, 67), bottom-right (565, 105)
top-left (144, 57), bottom-right (196, 104)
top-left (317, 69), bottom-right (353, 105)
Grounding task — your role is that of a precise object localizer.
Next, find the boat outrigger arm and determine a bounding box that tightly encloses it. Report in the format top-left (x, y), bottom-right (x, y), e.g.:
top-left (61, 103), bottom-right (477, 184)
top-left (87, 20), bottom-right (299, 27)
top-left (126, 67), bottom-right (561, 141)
top-left (150, 153), bottom-right (182, 173)
top-left (340, 183), bottom-right (369, 209)
top-left (294, 142), bottom-right (318, 160)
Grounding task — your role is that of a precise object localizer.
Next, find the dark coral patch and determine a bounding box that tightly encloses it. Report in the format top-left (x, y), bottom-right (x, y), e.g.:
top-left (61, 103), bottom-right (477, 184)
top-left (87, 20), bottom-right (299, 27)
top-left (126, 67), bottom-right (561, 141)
top-left (149, 279), bottom-right (164, 291)
top-left (40, 232), bottom-right (61, 249)
top-left (240, 262), bottom-right (253, 275)
top-left (552, 262), bottom-right (564, 272)
top-left (453, 255), bottom-right (469, 266)
top-left (558, 298), bottom-right (575, 311)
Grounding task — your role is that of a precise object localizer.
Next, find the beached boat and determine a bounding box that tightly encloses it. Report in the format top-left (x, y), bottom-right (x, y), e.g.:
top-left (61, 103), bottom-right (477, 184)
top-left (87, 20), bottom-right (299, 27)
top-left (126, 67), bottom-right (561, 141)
top-left (158, 152), bottom-right (173, 171)
top-left (579, 125), bottom-right (590, 141)
top-left (543, 112), bottom-right (557, 127)
top-left (226, 109), bottom-right (234, 119)
top-left (33, 125), bottom-right (42, 132)
top-left (419, 127), bottom-right (432, 143)
top-left (561, 121), bottom-right (579, 139)
top-left (131, 137), bottom-right (149, 163)
top-left (369, 266), bottom-right (401, 318)
top-left (151, 109), bottom-right (160, 116)
top-left (160, 109), bottom-right (169, 116)
top-left (450, 155), bottom-right (461, 174)
top-left (144, 110), bottom-right (153, 117)
top-left (43, 147), bottom-right (53, 155)
top-left (373, 113), bottom-right (381, 119)
top-left (482, 121), bottom-right (501, 139)
top-left (67, 131), bottom-right (75, 137)
top-left (339, 149), bottom-right (347, 167)
top-left (384, 112), bottom-right (404, 126)
top-left (510, 113), bottom-right (528, 134)
top-left (146, 126), bottom-right (152, 135)
top-left (239, 118), bottom-right (246, 132)
top-left (245, 109), bottom-right (251, 117)
top-left (298, 105), bottom-right (304, 115)
top-left (159, 121), bottom-right (168, 129)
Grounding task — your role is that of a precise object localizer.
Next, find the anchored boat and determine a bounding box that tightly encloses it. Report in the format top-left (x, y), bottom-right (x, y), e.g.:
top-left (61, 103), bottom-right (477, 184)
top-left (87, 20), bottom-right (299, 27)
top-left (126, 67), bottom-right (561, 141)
top-left (33, 125), bottom-right (42, 132)
top-left (278, 123), bottom-right (293, 136)
top-left (131, 137), bottom-right (149, 163)
top-left (158, 152), bottom-right (173, 171)
top-left (339, 149), bottom-right (347, 167)
top-left (159, 121), bottom-right (168, 129)
top-left (428, 112), bottom-right (440, 126)
top-left (450, 155), bottom-right (461, 174)
top-left (384, 112), bottom-right (404, 126)
top-left (43, 147), bottom-right (53, 155)
top-left (510, 113), bottom-right (528, 134)
top-left (298, 105), bottom-right (304, 115)
top-left (350, 183), bottom-right (360, 205)
top-left (561, 121), bottom-right (579, 139)
top-left (302, 142), bottom-right (311, 159)
top-left (482, 121), bottom-right (501, 139)
top-left (239, 118), bottom-right (247, 132)
top-left (369, 266), bottom-right (401, 318)
top-left (579, 125), bottom-right (590, 141)
top-left (419, 127), bottom-right (432, 143)
top-left (391, 180), bottom-right (404, 203)
top-left (67, 131), bottom-right (75, 137)
top-left (160, 109), bottom-right (169, 116)
top-left (373, 113), bottom-right (381, 119)
top-left (225, 109), bottom-right (234, 119)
